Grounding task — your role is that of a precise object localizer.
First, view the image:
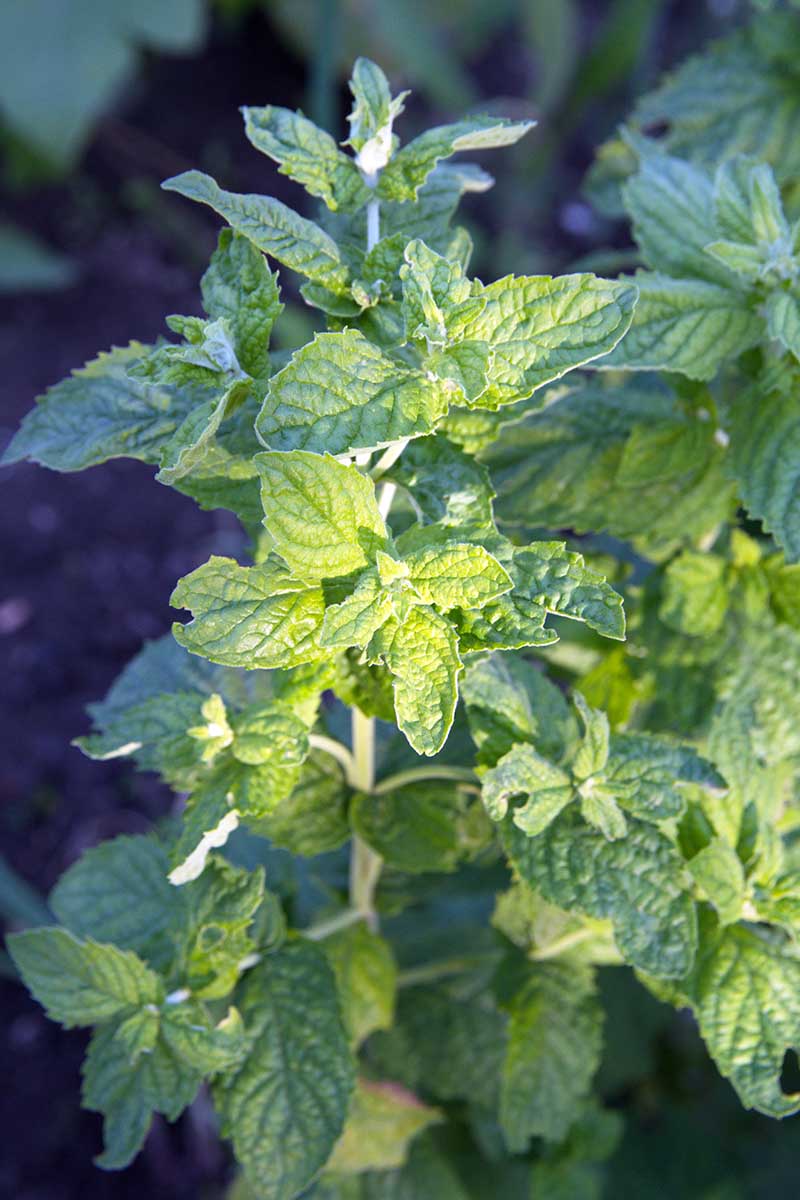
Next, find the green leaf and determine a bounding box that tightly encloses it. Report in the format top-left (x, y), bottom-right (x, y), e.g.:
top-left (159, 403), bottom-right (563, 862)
top-left (660, 550), bottom-right (729, 636)
top-left (571, 693), bottom-right (610, 782)
top-left (529, 1103), bottom-right (623, 1200)
top-left (201, 228), bottom-right (283, 383)
top-left (623, 150), bottom-right (734, 285)
top-left (376, 985), bottom-right (508, 1110)
top-left (256, 330), bottom-right (450, 456)
top-left (686, 921), bottom-right (800, 1116)
top-left (321, 571), bottom-right (394, 649)
top-left (502, 812), bottom-right (697, 977)
top-left (50, 836), bottom-right (179, 969)
top-left (603, 18), bottom-right (800, 192)
top-left (402, 542), bottom-right (511, 611)
top-left (600, 734), bottom-right (724, 823)
top-left (162, 170), bottom-right (349, 291)
top-left (256, 451), bottom-right (387, 583)
top-left (180, 858), bottom-right (268, 998)
top-left (485, 380), bottom-right (734, 555)
top-left (82, 1017), bottom-right (200, 1170)
top-left (169, 785), bottom-right (240, 886)
top-left (156, 384), bottom-right (246, 487)
top-left (383, 434), bottom-right (495, 533)
top-left (160, 1003), bottom-right (248, 1074)
top-left (0, 0), bottom-right (206, 167)
top-left (1, 343), bottom-right (199, 471)
top-left (376, 605), bottom-right (462, 756)
top-left (328, 1079), bottom-right (440, 1174)
top-left (255, 750), bottom-right (350, 857)
top-left (688, 840), bottom-right (745, 925)
top-left (462, 652), bottom-right (577, 767)
top-left (510, 542), bottom-right (625, 641)
top-left (8, 927), bottom-right (161, 1027)
top-left (723, 365), bottom-right (800, 562)
top-left (351, 780), bottom-right (488, 874)
top-left (766, 289), bottom-right (800, 361)
top-left (460, 273), bottom-right (637, 409)
top-left (600, 273), bottom-right (761, 380)
top-left (499, 961), bottom-right (603, 1149)
top-left (345, 57), bottom-right (407, 166)
top-left (242, 106), bottom-right (368, 212)
top-left (171, 556), bottom-right (325, 669)
top-left (213, 941), bottom-right (355, 1200)
top-left (323, 923), bottom-right (396, 1047)
top-left (378, 116), bottom-right (534, 203)
top-left (481, 745), bottom-right (574, 836)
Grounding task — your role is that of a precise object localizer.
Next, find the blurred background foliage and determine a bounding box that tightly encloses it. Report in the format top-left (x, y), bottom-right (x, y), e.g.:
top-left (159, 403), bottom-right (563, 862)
top-left (3, 1), bottom-right (800, 1197)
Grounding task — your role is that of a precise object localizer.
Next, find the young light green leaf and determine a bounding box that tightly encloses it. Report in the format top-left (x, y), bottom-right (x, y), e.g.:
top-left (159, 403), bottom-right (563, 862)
top-left (687, 921), bottom-right (800, 1116)
top-left (580, 788), bottom-right (628, 841)
top-left (688, 841), bottom-right (745, 925)
top-left (162, 170), bottom-right (349, 291)
top-left (376, 605), bottom-right (462, 756)
top-left (213, 941), bottom-right (355, 1200)
top-left (256, 330), bottom-right (450, 456)
top-left (482, 743), bottom-right (573, 835)
top-left (156, 384), bottom-right (245, 487)
top-left (8, 928), bottom-right (162, 1028)
top-left (502, 811), bottom-right (697, 977)
top-left (201, 228), bottom-right (283, 383)
top-left (328, 1078), bottom-right (440, 1174)
top-left (171, 556), bottom-right (325, 669)
top-left (599, 273), bottom-right (761, 379)
top-left (256, 451), bottom-right (387, 582)
top-left (660, 550), bottom-right (729, 636)
top-left (571, 692), bottom-right (610, 781)
top-left (320, 571), bottom-right (394, 649)
top-left (345, 56), bottom-right (408, 170)
top-left (402, 542), bottom-right (512, 611)
top-left (378, 116), bottom-right (534, 203)
top-left (1, 343), bottom-right (199, 472)
top-left (460, 273), bottom-right (637, 408)
top-left (323, 923), bottom-right (397, 1047)
top-left (242, 106), bottom-right (369, 212)
top-left (499, 961), bottom-right (603, 1149)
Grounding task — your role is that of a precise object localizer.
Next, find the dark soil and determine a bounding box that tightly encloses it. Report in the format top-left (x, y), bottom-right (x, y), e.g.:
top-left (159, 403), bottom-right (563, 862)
top-left (0, 4), bottom-right (743, 1197)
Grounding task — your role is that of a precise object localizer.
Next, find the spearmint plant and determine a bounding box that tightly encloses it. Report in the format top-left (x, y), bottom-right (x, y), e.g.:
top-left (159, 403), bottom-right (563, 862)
top-left (5, 34), bottom-right (800, 1196)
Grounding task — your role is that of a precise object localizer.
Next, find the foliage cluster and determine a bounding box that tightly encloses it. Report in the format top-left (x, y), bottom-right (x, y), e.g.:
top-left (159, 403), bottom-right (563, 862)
top-left (6, 10), bottom-right (800, 1196)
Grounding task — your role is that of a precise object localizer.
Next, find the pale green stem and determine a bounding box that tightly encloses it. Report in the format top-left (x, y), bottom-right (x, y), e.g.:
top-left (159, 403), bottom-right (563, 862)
top-left (304, 908), bottom-right (364, 941)
top-left (308, 733), bottom-right (358, 786)
top-left (530, 926), bottom-right (597, 962)
top-left (372, 765), bottom-right (480, 796)
top-left (378, 481), bottom-right (396, 520)
top-left (371, 437), bottom-right (409, 479)
top-left (396, 954), bottom-right (492, 989)
top-left (349, 706), bottom-right (382, 931)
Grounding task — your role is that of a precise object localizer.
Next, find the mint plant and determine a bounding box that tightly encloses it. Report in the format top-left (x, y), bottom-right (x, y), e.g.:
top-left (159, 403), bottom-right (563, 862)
top-left (5, 39), bottom-right (800, 1198)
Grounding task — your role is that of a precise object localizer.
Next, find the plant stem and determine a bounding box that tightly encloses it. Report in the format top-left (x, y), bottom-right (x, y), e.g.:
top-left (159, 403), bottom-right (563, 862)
top-left (396, 954), bottom-right (493, 989)
top-left (530, 926), bottom-right (596, 961)
top-left (304, 908), bottom-right (364, 941)
top-left (349, 707), bottom-right (382, 931)
top-left (308, 733), bottom-right (358, 786)
top-left (372, 765), bottom-right (480, 795)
